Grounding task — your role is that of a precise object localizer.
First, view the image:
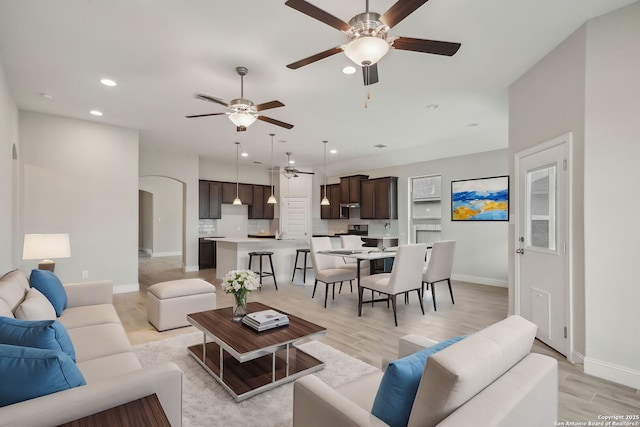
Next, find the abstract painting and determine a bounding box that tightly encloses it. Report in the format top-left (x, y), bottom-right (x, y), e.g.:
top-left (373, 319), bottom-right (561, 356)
top-left (451, 176), bottom-right (509, 221)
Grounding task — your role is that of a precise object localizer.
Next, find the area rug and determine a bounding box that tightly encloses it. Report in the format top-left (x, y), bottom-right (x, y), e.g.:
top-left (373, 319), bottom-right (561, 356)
top-left (133, 332), bottom-right (378, 427)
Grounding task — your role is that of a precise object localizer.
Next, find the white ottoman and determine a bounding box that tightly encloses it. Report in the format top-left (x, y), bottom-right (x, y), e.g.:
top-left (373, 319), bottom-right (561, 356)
top-left (147, 278), bottom-right (216, 331)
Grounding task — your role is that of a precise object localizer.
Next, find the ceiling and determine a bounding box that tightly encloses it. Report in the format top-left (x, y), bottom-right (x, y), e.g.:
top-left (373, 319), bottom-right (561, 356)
top-left (0, 0), bottom-right (634, 176)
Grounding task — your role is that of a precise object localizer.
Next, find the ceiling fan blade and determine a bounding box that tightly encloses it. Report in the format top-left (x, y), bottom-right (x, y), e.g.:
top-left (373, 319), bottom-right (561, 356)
top-left (285, 0), bottom-right (351, 32)
top-left (380, 0), bottom-right (429, 28)
top-left (392, 37), bottom-right (461, 56)
top-left (195, 93), bottom-right (229, 107)
top-left (185, 113), bottom-right (227, 118)
top-left (258, 115), bottom-right (294, 129)
top-left (297, 171), bottom-right (315, 175)
top-left (287, 47), bottom-right (343, 69)
top-left (255, 100), bottom-right (285, 111)
top-left (362, 63), bottom-right (379, 86)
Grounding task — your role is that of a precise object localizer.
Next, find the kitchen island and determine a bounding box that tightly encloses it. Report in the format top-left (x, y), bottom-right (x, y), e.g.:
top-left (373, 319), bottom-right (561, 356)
top-left (205, 238), bottom-right (311, 284)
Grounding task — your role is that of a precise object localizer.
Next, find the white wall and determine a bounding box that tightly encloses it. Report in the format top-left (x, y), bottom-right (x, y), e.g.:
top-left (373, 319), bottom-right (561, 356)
top-left (508, 1), bottom-right (640, 389)
top-left (199, 156), bottom-right (270, 184)
top-left (0, 63), bottom-right (18, 273)
top-left (18, 111), bottom-right (139, 292)
top-left (320, 149), bottom-right (509, 286)
top-left (509, 25), bottom-right (588, 356)
top-left (139, 176), bottom-right (182, 256)
top-left (139, 148), bottom-right (199, 271)
top-left (583, 1), bottom-right (640, 389)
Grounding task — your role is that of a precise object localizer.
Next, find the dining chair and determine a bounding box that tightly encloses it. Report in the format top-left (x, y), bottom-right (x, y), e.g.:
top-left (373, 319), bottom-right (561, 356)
top-left (309, 237), bottom-right (356, 308)
top-left (339, 235), bottom-right (370, 293)
top-left (358, 243), bottom-right (427, 326)
top-left (422, 240), bottom-right (456, 311)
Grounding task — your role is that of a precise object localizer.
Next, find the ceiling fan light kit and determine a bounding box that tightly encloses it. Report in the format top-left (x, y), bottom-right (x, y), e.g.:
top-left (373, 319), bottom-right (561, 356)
top-left (344, 36), bottom-right (390, 66)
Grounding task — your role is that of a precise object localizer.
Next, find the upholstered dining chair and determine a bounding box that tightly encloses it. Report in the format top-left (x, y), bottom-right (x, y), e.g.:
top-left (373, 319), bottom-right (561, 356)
top-left (422, 240), bottom-right (456, 311)
top-left (309, 237), bottom-right (356, 308)
top-left (358, 243), bottom-right (427, 326)
top-left (339, 235), bottom-right (370, 293)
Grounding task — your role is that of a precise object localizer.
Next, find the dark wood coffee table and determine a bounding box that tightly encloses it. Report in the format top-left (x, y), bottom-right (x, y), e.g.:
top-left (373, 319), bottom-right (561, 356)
top-left (187, 302), bottom-right (326, 401)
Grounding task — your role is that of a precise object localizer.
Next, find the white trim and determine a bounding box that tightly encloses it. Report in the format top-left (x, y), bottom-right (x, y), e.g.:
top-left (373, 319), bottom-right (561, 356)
top-left (113, 283), bottom-right (139, 294)
top-left (452, 274), bottom-right (507, 288)
top-left (140, 248), bottom-right (152, 255)
top-left (183, 265), bottom-right (199, 273)
top-left (584, 357), bottom-right (640, 390)
top-left (571, 351), bottom-right (585, 365)
top-left (151, 251), bottom-right (182, 257)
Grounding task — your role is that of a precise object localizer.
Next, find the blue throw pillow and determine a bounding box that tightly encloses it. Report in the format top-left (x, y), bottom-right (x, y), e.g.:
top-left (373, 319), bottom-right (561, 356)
top-left (371, 335), bottom-right (467, 427)
top-left (29, 270), bottom-right (67, 316)
top-left (0, 343), bottom-right (86, 407)
top-left (0, 316), bottom-right (76, 362)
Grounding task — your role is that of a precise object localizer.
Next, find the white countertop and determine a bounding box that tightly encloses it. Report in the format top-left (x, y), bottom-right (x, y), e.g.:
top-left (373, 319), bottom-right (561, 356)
top-left (207, 237), bottom-right (306, 244)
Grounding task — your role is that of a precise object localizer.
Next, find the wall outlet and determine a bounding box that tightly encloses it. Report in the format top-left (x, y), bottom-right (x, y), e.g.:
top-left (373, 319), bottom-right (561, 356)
top-left (82, 270), bottom-right (89, 279)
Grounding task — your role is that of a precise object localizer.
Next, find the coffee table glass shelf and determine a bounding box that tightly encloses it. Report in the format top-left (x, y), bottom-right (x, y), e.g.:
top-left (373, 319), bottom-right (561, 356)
top-left (187, 302), bottom-right (326, 401)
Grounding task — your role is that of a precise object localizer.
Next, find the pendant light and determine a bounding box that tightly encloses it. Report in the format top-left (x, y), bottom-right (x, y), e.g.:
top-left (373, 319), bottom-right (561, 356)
top-left (233, 142), bottom-right (242, 205)
top-left (321, 140), bottom-right (330, 206)
top-left (267, 133), bottom-right (277, 204)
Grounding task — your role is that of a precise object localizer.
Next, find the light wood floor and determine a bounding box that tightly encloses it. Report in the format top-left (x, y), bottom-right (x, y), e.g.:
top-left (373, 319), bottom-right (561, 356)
top-left (113, 255), bottom-right (640, 423)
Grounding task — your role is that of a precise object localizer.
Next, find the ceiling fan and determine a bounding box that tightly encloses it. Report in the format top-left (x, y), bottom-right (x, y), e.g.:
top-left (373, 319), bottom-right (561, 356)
top-left (186, 67), bottom-right (294, 131)
top-left (283, 152), bottom-right (315, 178)
top-left (285, 0), bottom-right (461, 85)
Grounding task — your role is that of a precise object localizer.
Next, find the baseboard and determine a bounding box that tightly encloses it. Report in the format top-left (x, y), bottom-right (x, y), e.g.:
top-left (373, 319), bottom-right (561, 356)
top-left (183, 265), bottom-right (199, 273)
top-left (151, 251), bottom-right (182, 258)
top-left (113, 283), bottom-right (139, 294)
top-left (584, 356), bottom-right (640, 389)
top-left (451, 274), bottom-right (508, 288)
top-left (571, 350), bottom-right (585, 364)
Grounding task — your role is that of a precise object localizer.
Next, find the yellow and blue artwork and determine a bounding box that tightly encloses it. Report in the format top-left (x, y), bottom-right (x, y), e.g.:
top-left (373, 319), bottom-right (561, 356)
top-left (451, 176), bottom-right (509, 221)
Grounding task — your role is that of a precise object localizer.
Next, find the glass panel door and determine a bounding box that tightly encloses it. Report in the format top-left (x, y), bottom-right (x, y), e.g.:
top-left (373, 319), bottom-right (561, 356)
top-left (525, 165), bottom-right (557, 251)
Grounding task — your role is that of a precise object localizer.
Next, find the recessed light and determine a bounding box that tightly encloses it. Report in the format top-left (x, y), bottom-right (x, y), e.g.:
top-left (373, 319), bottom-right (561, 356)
top-left (330, 149), bottom-right (337, 154)
top-left (100, 78), bottom-right (117, 87)
top-left (426, 104), bottom-right (439, 110)
top-left (90, 110), bottom-right (103, 117)
top-left (40, 92), bottom-right (53, 100)
top-left (466, 123), bottom-right (478, 127)
top-left (342, 66), bottom-right (356, 75)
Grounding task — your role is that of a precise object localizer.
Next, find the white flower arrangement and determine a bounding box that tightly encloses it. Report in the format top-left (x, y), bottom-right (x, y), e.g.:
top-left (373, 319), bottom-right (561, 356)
top-left (221, 269), bottom-right (261, 299)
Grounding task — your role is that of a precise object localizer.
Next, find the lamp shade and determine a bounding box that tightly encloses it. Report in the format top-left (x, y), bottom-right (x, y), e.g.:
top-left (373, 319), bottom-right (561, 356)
top-left (23, 234), bottom-right (71, 260)
top-left (229, 111), bottom-right (257, 128)
top-left (320, 197), bottom-right (330, 206)
top-left (343, 36), bottom-right (390, 66)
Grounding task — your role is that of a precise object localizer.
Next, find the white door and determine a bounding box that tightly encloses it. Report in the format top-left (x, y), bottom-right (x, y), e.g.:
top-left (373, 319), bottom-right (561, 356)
top-left (280, 197), bottom-right (309, 240)
top-left (515, 134), bottom-right (570, 356)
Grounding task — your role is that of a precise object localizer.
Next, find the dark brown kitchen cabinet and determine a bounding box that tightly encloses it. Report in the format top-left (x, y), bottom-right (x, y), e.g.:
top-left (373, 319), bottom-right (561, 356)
top-left (340, 175), bottom-right (368, 204)
top-left (320, 184), bottom-right (346, 219)
top-left (222, 182), bottom-right (253, 204)
top-left (360, 177), bottom-right (398, 219)
top-left (198, 238), bottom-right (216, 269)
top-left (248, 185), bottom-right (275, 219)
top-left (199, 180), bottom-right (222, 219)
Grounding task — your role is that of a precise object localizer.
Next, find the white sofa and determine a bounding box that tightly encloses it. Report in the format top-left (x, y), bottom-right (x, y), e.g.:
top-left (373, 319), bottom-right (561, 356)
top-left (293, 315), bottom-right (558, 427)
top-left (0, 269), bottom-right (183, 427)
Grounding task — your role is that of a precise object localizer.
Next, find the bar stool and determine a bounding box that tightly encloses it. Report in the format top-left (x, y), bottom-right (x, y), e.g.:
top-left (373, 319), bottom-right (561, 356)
top-left (248, 251), bottom-right (278, 290)
top-left (291, 248), bottom-right (312, 283)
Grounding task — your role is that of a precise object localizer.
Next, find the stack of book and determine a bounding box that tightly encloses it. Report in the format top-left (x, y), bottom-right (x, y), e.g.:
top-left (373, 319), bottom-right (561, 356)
top-left (242, 309), bottom-right (289, 332)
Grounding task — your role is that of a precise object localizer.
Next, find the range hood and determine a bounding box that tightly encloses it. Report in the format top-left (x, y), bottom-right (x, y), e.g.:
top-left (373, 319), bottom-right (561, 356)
top-left (340, 203), bottom-right (360, 208)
